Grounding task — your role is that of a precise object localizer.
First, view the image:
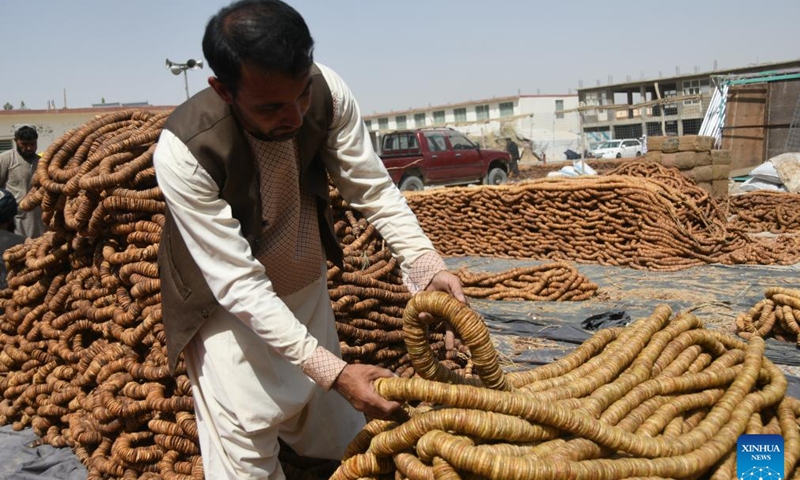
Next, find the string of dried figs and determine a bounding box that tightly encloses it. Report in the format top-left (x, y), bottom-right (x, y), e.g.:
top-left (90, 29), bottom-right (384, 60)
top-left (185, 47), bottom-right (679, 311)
top-left (333, 291), bottom-right (800, 480)
top-left (728, 191), bottom-right (800, 234)
top-left (402, 176), bottom-right (800, 271)
top-left (737, 287), bottom-right (800, 346)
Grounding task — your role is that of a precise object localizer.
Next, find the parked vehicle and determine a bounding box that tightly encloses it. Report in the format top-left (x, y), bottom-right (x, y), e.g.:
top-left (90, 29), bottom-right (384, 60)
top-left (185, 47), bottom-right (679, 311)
top-left (379, 128), bottom-right (511, 191)
top-left (591, 139), bottom-right (642, 159)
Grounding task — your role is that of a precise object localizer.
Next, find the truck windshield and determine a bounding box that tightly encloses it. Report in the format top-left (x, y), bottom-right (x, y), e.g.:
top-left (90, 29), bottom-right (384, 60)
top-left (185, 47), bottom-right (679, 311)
top-left (448, 133), bottom-right (475, 150)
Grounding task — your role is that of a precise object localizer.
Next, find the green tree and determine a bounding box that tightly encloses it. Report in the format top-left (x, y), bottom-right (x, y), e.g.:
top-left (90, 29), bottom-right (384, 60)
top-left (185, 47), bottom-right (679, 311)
top-left (19, 101), bottom-right (26, 110)
top-left (3, 102), bottom-right (12, 110)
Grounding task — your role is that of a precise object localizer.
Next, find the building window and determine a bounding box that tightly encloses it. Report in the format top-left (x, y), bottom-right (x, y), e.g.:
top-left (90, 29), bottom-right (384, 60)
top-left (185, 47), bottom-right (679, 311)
top-left (0, 139), bottom-right (12, 153)
top-left (499, 102), bottom-right (514, 118)
top-left (454, 108), bottom-right (467, 123)
top-left (475, 104), bottom-right (489, 120)
top-left (364, 119), bottom-right (372, 130)
top-left (659, 85), bottom-right (678, 116)
top-left (414, 113), bottom-right (426, 127)
top-left (682, 118), bottom-right (702, 135)
top-left (378, 117), bottom-right (389, 130)
top-left (396, 115), bottom-right (407, 129)
top-left (613, 124), bottom-right (642, 140)
top-left (645, 122), bottom-right (663, 137)
top-left (682, 80), bottom-right (709, 105)
top-left (433, 110), bottom-right (445, 124)
top-left (555, 99), bottom-right (564, 119)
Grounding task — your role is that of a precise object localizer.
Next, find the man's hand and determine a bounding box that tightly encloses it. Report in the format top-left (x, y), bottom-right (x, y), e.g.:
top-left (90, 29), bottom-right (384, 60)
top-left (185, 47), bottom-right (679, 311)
top-left (424, 270), bottom-right (467, 303)
top-left (421, 270), bottom-right (467, 350)
top-left (333, 364), bottom-right (402, 420)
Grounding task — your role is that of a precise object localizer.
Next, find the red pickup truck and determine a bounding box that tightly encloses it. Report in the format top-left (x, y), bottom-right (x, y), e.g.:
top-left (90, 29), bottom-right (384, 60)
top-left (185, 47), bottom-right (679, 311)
top-left (379, 128), bottom-right (511, 191)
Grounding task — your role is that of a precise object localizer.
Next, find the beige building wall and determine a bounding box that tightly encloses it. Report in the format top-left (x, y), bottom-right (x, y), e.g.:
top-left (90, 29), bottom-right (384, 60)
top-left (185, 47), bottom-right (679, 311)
top-left (0, 106), bottom-right (174, 154)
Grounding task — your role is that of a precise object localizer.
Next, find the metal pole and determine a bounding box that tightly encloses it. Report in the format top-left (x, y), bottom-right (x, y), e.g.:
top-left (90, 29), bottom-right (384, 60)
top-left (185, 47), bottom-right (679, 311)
top-left (183, 69), bottom-right (190, 100)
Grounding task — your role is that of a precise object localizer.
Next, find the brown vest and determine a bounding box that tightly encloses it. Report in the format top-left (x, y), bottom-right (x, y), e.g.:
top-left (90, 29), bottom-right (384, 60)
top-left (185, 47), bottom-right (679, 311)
top-left (159, 65), bottom-right (343, 373)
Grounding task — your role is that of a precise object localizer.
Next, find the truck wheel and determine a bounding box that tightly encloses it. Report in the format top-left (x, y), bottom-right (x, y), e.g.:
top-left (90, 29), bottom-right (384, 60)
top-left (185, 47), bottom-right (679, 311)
top-left (615, 153), bottom-right (622, 159)
top-left (399, 175), bottom-right (424, 191)
top-left (483, 168), bottom-right (508, 185)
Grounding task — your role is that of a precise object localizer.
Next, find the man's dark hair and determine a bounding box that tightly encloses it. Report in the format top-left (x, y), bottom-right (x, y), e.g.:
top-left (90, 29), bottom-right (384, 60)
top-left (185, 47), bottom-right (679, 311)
top-left (203, 0), bottom-right (314, 94)
top-left (0, 189), bottom-right (18, 225)
top-left (14, 126), bottom-right (38, 141)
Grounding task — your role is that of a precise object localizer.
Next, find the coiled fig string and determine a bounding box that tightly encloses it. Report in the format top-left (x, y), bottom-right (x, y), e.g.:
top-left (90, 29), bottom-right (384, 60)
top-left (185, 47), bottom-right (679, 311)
top-left (333, 292), bottom-right (800, 480)
top-left (0, 110), bottom-right (201, 480)
top-left (454, 261), bottom-right (597, 301)
top-left (737, 287), bottom-right (800, 346)
top-left (729, 191), bottom-right (800, 234)
top-left (607, 160), bottom-right (725, 224)
top-left (403, 176), bottom-right (800, 271)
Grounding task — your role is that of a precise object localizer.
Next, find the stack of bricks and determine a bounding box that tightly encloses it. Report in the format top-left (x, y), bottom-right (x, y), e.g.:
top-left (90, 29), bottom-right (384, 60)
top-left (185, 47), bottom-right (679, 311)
top-left (643, 135), bottom-right (732, 197)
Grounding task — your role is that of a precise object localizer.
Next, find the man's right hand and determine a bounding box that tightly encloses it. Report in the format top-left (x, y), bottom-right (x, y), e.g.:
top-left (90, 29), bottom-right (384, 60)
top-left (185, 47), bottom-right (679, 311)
top-left (332, 364), bottom-right (402, 420)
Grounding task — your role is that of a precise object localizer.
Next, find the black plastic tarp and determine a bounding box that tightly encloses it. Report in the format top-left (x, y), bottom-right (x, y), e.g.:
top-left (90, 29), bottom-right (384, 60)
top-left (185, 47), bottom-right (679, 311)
top-left (0, 426), bottom-right (85, 479)
top-left (447, 257), bottom-right (800, 397)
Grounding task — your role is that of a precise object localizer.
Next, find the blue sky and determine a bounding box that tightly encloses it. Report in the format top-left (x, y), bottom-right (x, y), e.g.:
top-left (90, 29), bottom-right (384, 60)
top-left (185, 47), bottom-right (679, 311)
top-left (1, 0), bottom-right (798, 114)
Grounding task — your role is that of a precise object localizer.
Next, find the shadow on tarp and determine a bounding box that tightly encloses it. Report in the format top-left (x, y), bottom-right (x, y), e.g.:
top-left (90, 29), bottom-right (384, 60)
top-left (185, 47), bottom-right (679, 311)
top-left (445, 256), bottom-right (800, 398)
top-left (0, 426), bottom-right (86, 479)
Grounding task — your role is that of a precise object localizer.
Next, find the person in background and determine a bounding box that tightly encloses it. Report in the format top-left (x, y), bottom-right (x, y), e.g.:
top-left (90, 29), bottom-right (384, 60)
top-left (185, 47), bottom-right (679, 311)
top-left (152, 1), bottom-right (467, 478)
top-left (504, 137), bottom-right (520, 177)
top-left (0, 189), bottom-right (26, 290)
top-left (0, 126), bottom-right (46, 238)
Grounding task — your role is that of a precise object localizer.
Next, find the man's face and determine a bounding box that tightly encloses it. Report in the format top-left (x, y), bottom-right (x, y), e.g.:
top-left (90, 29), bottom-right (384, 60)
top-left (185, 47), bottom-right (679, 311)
top-left (15, 138), bottom-right (37, 160)
top-left (209, 64), bottom-right (313, 142)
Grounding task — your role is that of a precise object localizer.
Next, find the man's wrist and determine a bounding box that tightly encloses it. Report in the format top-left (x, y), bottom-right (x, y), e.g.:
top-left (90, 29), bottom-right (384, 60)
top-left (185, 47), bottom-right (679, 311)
top-left (301, 346), bottom-right (348, 390)
top-left (407, 251), bottom-right (448, 293)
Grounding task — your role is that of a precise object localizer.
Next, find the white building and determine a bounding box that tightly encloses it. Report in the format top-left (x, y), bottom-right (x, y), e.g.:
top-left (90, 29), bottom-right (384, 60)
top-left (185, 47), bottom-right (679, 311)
top-left (363, 93), bottom-right (581, 161)
top-left (0, 104), bottom-right (174, 154)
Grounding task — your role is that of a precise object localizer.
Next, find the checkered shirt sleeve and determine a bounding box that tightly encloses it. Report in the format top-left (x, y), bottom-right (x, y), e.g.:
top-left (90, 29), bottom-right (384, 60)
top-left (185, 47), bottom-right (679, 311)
top-left (301, 346), bottom-right (348, 390)
top-left (405, 251), bottom-right (449, 294)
